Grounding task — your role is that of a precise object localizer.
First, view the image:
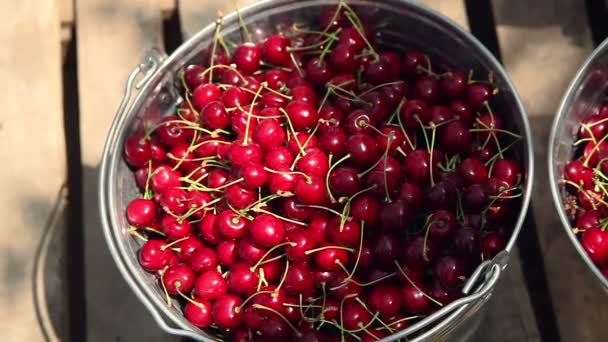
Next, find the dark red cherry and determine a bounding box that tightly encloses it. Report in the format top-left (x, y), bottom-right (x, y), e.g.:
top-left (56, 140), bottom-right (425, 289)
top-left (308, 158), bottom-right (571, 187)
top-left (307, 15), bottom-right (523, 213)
top-left (402, 50), bottom-right (429, 77)
top-left (350, 194), bottom-right (381, 225)
top-left (434, 255), bottom-right (465, 288)
top-left (440, 120), bottom-right (472, 153)
top-left (460, 157), bottom-right (488, 184)
top-left (373, 233), bottom-right (400, 265)
top-left (305, 57), bottom-right (334, 86)
top-left (492, 159), bottom-right (521, 186)
top-left (428, 210), bottom-right (458, 241)
top-left (576, 210), bottom-right (603, 232)
top-left (342, 302), bottom-right (372, 331)
top-left (183, 64), bottom-right (208, 90)
top-left (347, 134), bottom-right (380, 167)
top-left (440, 71), bottom-right (467, 99)
top-left (328, 217), bottom-right (361, 247)
top-left (379, 200), bottom-right (409, 233)
top-left (284, 262), bottom-right (314, 296)
top-left (329, 167), bottom-right (361, 198)
top-left (283, 197), bottom-right (314, 221)
top-left (404, 235), bottom-right (436, 270)
top-left (124, 135), bottom-right (151, 167)
top-left (465, 82), bottom-right (494, 110)
top-left (412, 75), bottom-right (440, 104)
top-left (582, 228), bottom-right (608, 265)
top-left (330, 44), bottom-right (359, 74)
top-left (402, 283), bottom-right (431, 313)
top-left (318, 126), bottom-right (348, 157)
top-left (369, 285), bottom-right (402, 317)
top-left (482, 232), bottom-right (506, 259)
top-left (399, 99), bottom-right (430, 129)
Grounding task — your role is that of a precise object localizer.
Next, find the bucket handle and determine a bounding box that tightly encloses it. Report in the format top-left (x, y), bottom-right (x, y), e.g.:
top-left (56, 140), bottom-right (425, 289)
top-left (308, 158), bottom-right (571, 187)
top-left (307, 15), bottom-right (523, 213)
top-left (377, 251), bottom-right (506, 341)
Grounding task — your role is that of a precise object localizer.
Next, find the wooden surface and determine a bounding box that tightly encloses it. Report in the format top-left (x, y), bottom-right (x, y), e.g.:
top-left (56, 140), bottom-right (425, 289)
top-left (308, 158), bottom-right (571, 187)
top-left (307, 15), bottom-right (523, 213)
top-left (0, 0), bottom-right (66, 341)
top-left (5, 0), bottom-right (608, 341)
top-left (75, 0), bottom-right (169, 340)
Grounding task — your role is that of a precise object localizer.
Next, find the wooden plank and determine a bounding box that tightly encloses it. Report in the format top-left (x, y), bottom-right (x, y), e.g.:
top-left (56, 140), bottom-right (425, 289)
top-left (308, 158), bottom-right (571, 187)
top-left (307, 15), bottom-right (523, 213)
top-left (0, 0), bottom-right (66, 341)
top-left (420, 0), bottom-right (469, 29)
top-left (161, 0), bottom-right (176, 18)
top-left (179, 0), bottom-right (258, 38)
top-left (493, 0), bottom-right (594, 117)
top-left (75, 0), bottom-right (170, 340)
top-left (493, 1), bottom-right (608, 341)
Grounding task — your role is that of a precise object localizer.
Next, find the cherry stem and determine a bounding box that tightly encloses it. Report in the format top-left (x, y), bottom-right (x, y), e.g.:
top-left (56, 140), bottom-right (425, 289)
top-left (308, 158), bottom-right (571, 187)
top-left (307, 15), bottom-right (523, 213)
top-left (128, 227), bottom-right (148, 242)
top-left (252, 304), bottom-right (303, 337)
top-left (289, 52), bottom-right (304, 77)
top-left (235, 290), bottom-right (274, 313)
top-left (296, 204), bottom-right (347, 219)
top-left (339, 184), bottom-right (378, 231)
top-left (161, 236), bottom-right (190, 250)
top-left (208, 18), bottom-right (222, 82)
top-left (176, 288), bottom-right (202, 307)
top-left (243, 85), bottom-right (265, 146)
top-left (394, 101), bottom-right (416, 151)
top-left (429, 122), bottom-right (437, 187)
top-left (415, 115), bottom-right (431, 153)
top-left (584, 128), bottom-right (608, 167)
top-left (469, 127), bottom-right (522, 140)
top-left (574, 137), bottom-right (595, 146)
top-left (394, 260), bottom-right (443, 307)
top-left (251, 241), bottom-right (297, 271)
top-left (143, 226), bottom-right (165, 236)
top-left (342, 8), bottom-right (378, 62)
top-left (326, 153), bottom-right (352, 203)
top-left (359, 81), bottom-right (405, 97)
top-left (279, 108), bottom-right (307, 158)
top-left (304, 245), bottom-right (355, 255)
top-left (264, 167), bottom-right (311, 183)
top-left (159, 268), bottom-right (172, 307)
top-left (354, 297), bottom-right (394, 333)
top-left (235, 5), bottom-right (252, 43)
top-left (144, 160), bottom-right (153, 200)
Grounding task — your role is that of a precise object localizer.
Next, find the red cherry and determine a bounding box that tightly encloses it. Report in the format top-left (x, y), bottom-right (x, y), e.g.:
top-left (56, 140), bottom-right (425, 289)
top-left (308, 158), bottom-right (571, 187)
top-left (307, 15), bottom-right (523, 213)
top-left (314, 243), bottom-right (350, 271)
top-left (291, 85), bottom-right (318, 104)
top-left (365, 52), bottom-right (401, 85)
top-left (227, 262), bottom-right (259, 295)
top-left (294, 175), bottom-right (327, 205)
top-left (189, 246), bottom-right (218, 273)
top-left (175, 235), bottom-right (204, 262)
top-left (225, 183), bottom-right (255, 209)
top-left (296, 148), bottom-right (330, 177)
top-left (264, 146), bottom-right (294, 170)
top-left (138, 239), bottom-right (174, 272)
top-left (199, 213), bottom-right (219, 244)
top-left (254, 118), bottom-right (286, 150)
top-left (283, 262), bottom-right (314, 296)
top-left (328, 217), bottom-right (361, 247)
top-left (412, 75), bottom-right (440, 104)
top-left (286, 100), bottom-right (319, 130)
top-left (192, 83), bottom-right (221, 111)
top-left (221, 86), bottom-right (251, 108)
top-left (308, 214), bottom-right (330, 245)
top-left (183, 64), bottom-right (208, 90)
top-left (576, 210), bottom-right (603, 232)
top-left (268, 165), bottom-right (297, 194)
top-left (339, 26), bottom-right (369, 51)
top-left (342, 301), bottom-right (372, 331)
top-left (233, 43), bottom-right (261, 74)
top-left (161, 215), bottom-right (192, 241)
top-left (194, 270), bottom-right (227, 300)
top-left (581, 114), bottom-right (608, 140)
top-left (239, 163), bottom-right (269, 189)
top-left (217, 240), bottom-right (238, 267)
top-left (156, 116), bottom-right (193, 146)
top-left (200, 101), bottom-right (230, 130)
top-left (283, 197), bottom-right (314, 221)
top-left (305, 57), bottom-right (334, 86)
top-left (428, 210), bottom-right (458, 241)
top-left (585, 228), bottom-right (608, 266)
top-left (404, 149), bottom-right (441, 184)
top-left (212, 294), bottom-right (243, 329)
top-left (263, 34), bottom-right (291, 66)
top-left (250, 213), bottom-right (285, 247)
top-left (126, 198), bottom-right (156, 227)
top-left (564, 160), bottom-right (593, 188)
top-left (216, 210), bottom-right (249, 240)
top-left (237, 237), bottom-right (268, 264)
top-left (263, 69), bottom-right (289, 90)
top-left (162, 263), bottom-right (195, 295)
top-left (184, 299), bottom-right (213, 328)
top-left (151, 165), bottom-right (181, 194)
top-left (285, 228), bottom-right (317, 261)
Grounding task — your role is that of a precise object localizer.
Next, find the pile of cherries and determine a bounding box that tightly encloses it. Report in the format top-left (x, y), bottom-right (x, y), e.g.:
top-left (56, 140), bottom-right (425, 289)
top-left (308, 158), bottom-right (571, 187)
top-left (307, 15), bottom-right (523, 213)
top-left (123, 1), bottom-right (523, 340)
top-left (562, 102), bottom-right (608, 276)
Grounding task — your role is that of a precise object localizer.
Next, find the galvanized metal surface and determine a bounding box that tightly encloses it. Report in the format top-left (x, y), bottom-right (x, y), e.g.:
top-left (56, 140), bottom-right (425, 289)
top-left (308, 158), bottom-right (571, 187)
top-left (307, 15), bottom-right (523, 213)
top-left (549, 37), bottom-right (608, 291)
top-left (98, 0), bottom-right (534, 340)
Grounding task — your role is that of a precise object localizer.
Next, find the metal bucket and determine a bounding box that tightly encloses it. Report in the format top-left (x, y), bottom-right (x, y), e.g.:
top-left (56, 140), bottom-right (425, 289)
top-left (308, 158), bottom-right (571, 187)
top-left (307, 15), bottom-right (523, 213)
top-left (98, 0), bottom-right (534, 340)
top-left (549, 38), bottom-right (608, 290)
